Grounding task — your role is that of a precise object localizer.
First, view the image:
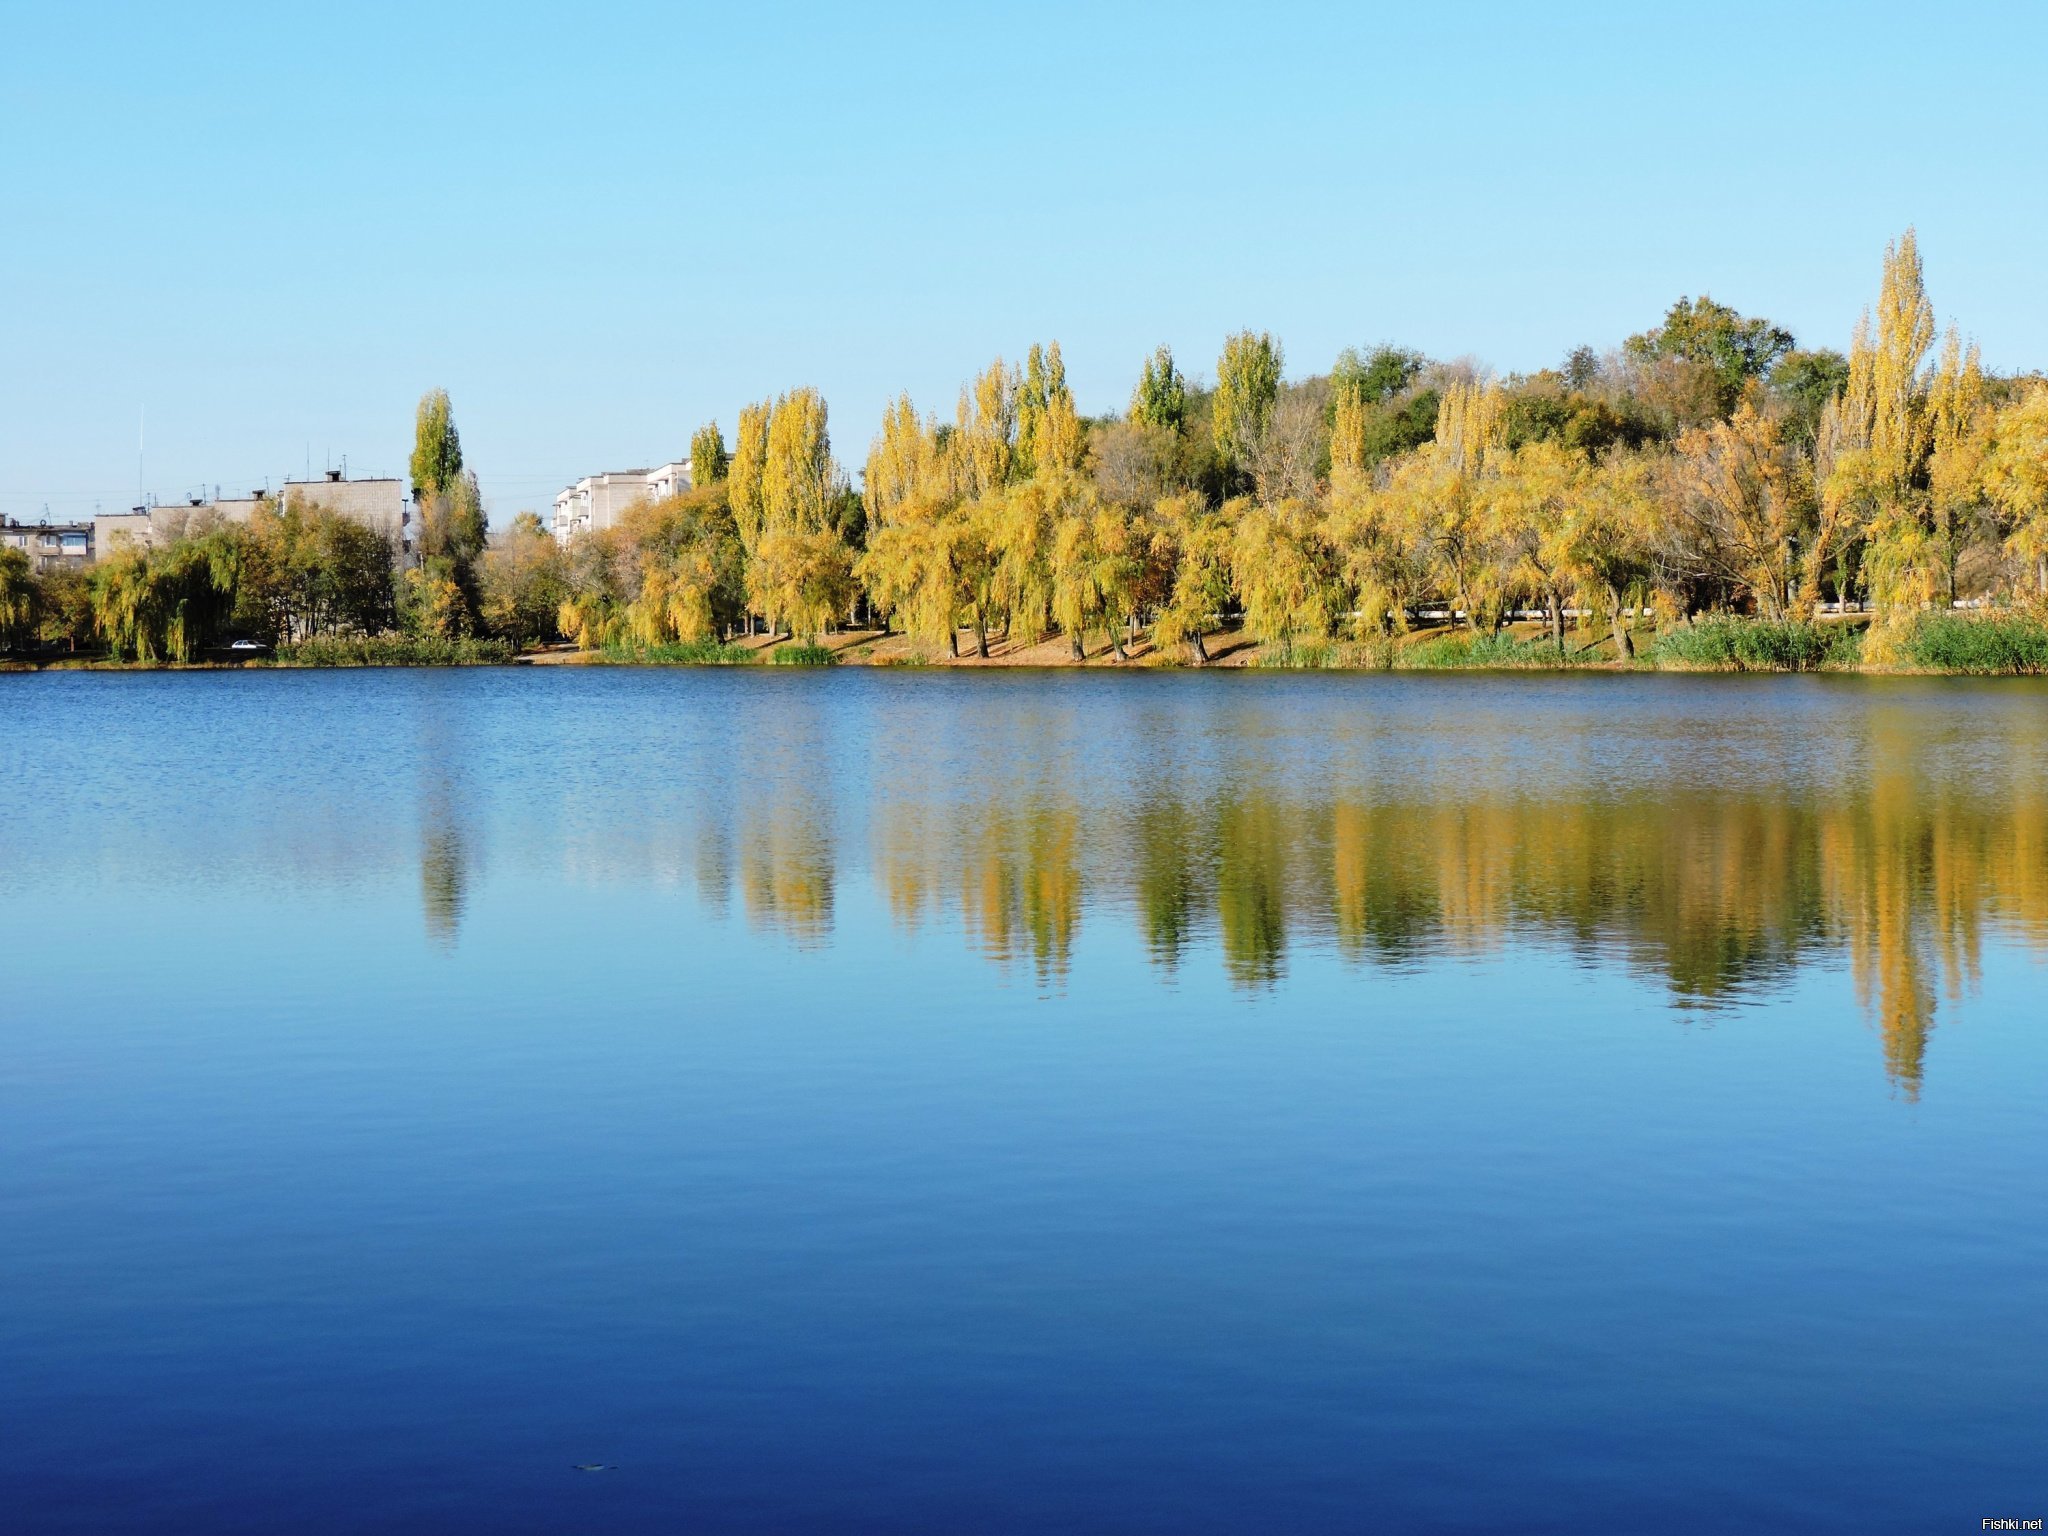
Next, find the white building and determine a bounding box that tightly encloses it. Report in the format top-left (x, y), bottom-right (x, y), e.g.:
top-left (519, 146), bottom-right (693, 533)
top-left (551, 459), bottom-right (691, 544)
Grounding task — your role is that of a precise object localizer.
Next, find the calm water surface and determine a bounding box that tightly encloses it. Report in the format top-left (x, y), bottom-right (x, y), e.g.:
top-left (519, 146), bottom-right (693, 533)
top-left (2, 669), bottom-right (2044, 1533)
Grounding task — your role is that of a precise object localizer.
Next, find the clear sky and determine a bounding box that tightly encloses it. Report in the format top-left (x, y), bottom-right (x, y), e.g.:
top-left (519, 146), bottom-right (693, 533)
top-left (4, 0), bottom-right (2043, 525)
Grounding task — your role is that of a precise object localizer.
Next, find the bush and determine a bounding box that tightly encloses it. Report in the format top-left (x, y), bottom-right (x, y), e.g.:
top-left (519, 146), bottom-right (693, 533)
top-left (597, 638), bottom-right (755, 665)
top-left (1899, 612), bottom-right (2048, 674)
top-left (272, 634), bottom-right (514, 667)
top-left (1400, 630), bottom-right (1589, 669)
top-left (1649, 618), bottom-right (1861, 672)
top-left (769, 642), bottom-right (835, 666)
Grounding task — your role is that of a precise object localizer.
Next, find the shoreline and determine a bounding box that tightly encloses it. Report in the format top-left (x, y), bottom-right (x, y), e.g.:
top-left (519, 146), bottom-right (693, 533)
top-left (10, 620), bottom-right (2048, 678)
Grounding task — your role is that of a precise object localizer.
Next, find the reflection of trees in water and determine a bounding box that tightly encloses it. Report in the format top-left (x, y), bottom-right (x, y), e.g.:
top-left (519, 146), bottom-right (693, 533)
top-left (835, 748), bottom-right (2048, 1095)
top-left (417, 695), bottom-right (475, 950)
top-left (420, 820), bottom-right (468, 949)
top-left (740, 803), bottom-right (834, 947)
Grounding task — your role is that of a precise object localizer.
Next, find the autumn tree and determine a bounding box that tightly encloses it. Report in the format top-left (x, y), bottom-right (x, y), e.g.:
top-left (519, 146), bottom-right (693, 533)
top-left (1150, 494), bottom-right (1234, 663)
top-left (1214, 330), bottom-right (1283, 485)
top-left (1667, 402), bottom-right (1814, 619)
top-left (1825, 229), bottom-right (1938, 640)
top-left (480, 512), bottom-right (569, 644)
top-left (1983, 385), bottom-right (2048, 598)
top-left (1230, 497), bottom-right (1338, 658)
top-left (0, 545), bottom-right (37, 649)
top-left (409, 388), bottom-right (463, 503)
top-left (690, 421), bottom-right (729, 485)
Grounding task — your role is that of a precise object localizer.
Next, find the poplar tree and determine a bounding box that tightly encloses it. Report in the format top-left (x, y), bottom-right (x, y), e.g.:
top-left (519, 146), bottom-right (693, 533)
top-left (690, 422), bottom-right (729, 485)
top-left (1827, 228), bottom-right (1938, 632)
top-left (1214, 331), bottom-right (1283, 483)
top-left (410, 389), bottom-right (464, 502)
top-left (1130, 345), bottom-right (1188, 433)
top-left (729, 402), bottom-right (772, 551)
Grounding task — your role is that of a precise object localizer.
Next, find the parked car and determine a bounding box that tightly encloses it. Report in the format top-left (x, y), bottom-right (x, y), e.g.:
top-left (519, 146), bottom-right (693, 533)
top-left (228, 639), bottom-right (268, 653)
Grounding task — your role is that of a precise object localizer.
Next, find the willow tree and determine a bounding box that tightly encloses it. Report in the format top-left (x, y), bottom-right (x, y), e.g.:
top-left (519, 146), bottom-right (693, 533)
top-left (612, 490), bottom-right (746, 647)
top-left (1489, 441), bottom-right (1586, 645)
top-left (1566, 451), bottom-right (1659, 659)
top-left (0, 546), bottom-right (37, 649)
top-left (1231, 497), bottom-right (1337, 659)
top-left (1983, 386), bottom-right (2048, 598)
top-left (1388, 380), bottom-right (1507, 631)
top-left (90, 528), bottom-right (243, 662)
top-left (690, 421), bottom-right (729, 485)
top-left (859, 394), bottom-right (969, 651)
top-left (1151, 494), bottom-right (1234, 663)
top-left (1324, 472), bottom-right (1417, 639)
top-left (1924, 330), bottom-right (1989, 609)
top-left (1214, 331), bottom-right (1283, 483)
top-left (1049, 501), bottom-right (1150, 661)
top-left (741, 387), bottom-right (855, 640)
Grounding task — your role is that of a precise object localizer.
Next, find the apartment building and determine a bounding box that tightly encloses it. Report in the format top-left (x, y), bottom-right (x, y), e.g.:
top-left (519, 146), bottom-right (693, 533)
top-left (87, 473), bottom-right (419, 568)
top-left (0, 518), bottom-right (94, 573)
top-left (551, 459), bottom-right (691, 544)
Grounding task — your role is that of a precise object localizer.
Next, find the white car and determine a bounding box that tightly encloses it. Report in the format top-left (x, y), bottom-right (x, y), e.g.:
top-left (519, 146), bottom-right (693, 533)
top-left (228, 639), bottom-right (267, 653)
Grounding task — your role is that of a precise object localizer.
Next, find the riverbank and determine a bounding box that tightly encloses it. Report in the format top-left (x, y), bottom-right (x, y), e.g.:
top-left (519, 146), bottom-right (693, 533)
top-left (12, 614), bottom-right (2048, 676)
top-left (543, 612), bottom-right (2048, 676)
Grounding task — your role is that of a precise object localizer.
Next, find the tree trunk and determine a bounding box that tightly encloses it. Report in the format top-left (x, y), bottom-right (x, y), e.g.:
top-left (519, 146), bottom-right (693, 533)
top-left (1547, 588), bottom-right (1563, 649)
top-left (1070, 632), bottom-right (1085, 661)
top-left (947, 627), bottom-right (958, 659)
top-left (1612, 606), bottom-right (1635, 661)
top-left (1190, 632), bottom-right (1210, 665)
top-left (1111, 623), bottom-right (1128, 662)
top-left (974, 611), bottom-right (989, 659)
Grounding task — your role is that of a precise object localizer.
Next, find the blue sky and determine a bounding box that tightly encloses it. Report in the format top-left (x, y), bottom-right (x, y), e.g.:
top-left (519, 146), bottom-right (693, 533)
top-left (3, 0), bottom-right (2043, 524)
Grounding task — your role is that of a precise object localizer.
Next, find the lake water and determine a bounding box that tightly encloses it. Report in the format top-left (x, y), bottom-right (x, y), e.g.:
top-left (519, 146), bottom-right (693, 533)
top-left (2, 668), bottom-right (2044, 1533)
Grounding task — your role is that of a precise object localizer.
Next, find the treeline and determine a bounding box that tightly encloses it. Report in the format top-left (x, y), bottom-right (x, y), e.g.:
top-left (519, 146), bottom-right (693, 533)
top-left (518, 228), bottom-right (2048, 667)
top-left (5, 229), bottom-right (2045, 667)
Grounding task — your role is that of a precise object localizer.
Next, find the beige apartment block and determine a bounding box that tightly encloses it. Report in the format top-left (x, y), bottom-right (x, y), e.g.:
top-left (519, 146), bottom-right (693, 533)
top-left (551, 460), bottom-right (691, 544)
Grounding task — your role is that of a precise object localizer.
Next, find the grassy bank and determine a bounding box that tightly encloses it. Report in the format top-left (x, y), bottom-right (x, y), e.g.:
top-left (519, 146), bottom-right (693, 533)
top-left (268, 635), bottom-right (516, 667)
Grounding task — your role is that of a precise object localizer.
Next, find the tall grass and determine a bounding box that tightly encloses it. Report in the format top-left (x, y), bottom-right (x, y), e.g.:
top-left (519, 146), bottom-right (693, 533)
top-left (1899, 612), bottom-right (2048, 674)
top-left (769, 642), bottom-right (836, 666)
top-left (1253, 638), bottom-right (1398, 670)
top-left (1400, 631), bottom-right (1590, 669)
top-left (272, 635), bottom-right (515, 666)
top-left (596, 638), bottom-right (755, 665)
top-left (1649, 619), bottom-right (1861, 672)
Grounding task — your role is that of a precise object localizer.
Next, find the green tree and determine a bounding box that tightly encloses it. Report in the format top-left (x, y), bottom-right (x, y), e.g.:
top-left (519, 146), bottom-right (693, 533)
top-left (690, 421), bottom-right (729, 484)
top-left (1771, 348), bottom-right (1851, 447)
top-left (1214, 330), bottom-right (1284, 483)
top-left (0, 545), bottom-right (37, 649)
top-left (410, 388), bottom-right (464, 502)
top-left (1330, 344), bottom-right (1422, 408)
top-left (1130, 345), bottom-right (1188, 433)
top-left (1625, 296), bottom-right (1794, 418)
